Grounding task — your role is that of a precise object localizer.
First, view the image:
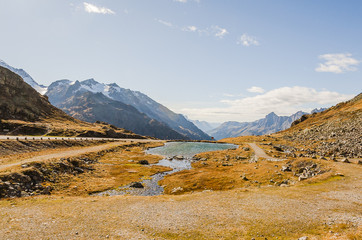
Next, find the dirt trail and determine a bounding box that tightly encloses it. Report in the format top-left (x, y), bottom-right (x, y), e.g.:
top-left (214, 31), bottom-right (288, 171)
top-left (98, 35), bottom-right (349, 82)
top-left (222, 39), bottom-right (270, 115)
top-left (248, 142), bottom-right (280, 161)
top-left (0, 142), bottom-right (122, 171)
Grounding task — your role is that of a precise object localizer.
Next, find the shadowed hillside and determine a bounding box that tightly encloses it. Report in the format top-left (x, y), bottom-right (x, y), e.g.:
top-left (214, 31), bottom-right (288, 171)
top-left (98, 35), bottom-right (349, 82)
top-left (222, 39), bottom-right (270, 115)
top-left (59, 91), bottom-right (187, 140)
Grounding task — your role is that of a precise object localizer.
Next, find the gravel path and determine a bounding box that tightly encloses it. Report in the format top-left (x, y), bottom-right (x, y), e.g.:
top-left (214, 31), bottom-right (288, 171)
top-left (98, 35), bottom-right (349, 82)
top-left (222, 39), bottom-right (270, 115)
top-left (248, 142), bottom-right (280, 161)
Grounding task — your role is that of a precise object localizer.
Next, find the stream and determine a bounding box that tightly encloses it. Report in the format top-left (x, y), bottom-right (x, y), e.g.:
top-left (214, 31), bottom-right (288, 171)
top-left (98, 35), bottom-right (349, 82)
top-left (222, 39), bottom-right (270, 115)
top-left (94, 142), bottom-right (237, 196)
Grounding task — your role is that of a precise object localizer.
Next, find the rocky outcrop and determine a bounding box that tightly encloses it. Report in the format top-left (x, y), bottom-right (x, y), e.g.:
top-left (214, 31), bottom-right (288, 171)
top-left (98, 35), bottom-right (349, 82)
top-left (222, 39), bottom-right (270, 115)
top-left (283, 93), bottom-right (362, 159)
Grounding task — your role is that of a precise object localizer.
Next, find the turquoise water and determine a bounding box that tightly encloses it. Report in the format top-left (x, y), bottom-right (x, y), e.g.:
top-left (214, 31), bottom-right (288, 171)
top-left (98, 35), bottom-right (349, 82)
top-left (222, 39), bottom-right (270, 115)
top-left (147, 142), bottom-right (237, 158)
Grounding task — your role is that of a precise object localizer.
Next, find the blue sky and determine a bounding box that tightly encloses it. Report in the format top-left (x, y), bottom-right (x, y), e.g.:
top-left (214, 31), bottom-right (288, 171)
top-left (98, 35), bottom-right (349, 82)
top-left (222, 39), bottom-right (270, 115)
top-left (0, 0), bottom-right (361, 122)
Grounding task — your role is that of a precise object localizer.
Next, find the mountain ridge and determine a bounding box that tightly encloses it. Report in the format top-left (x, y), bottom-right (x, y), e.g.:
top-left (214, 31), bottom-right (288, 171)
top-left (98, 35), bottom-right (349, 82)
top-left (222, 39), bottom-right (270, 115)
top-left (46, 78), bottom-right (211, 140)
top-left (209, 111), bottom-right (308, 140)
top-left (0, 65), bottom-right (144, 139)
top-left (59, 91), bottom-right (187, 140)
top-left (0, 60), bottom-right (210, 140)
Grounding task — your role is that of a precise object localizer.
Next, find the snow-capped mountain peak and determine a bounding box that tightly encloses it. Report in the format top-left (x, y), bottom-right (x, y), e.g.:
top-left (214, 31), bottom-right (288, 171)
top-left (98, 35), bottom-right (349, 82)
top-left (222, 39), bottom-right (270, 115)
top-left (0, 59), bottom-right (47, 94)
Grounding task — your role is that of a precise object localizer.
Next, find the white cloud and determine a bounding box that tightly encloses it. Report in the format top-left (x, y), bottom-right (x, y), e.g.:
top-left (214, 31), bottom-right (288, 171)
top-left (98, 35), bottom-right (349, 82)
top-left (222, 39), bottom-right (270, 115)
top-left (247, 86), bottom-right (265, 93)
top-left (182, 26), bottom-right (198, 32)
top-left (83, 2), bottom-right (115, 15)
top-left (315, 53), bottom-right (360, 74)
top-left (237, 33), bottom-right (259, 47)
top-left (157, 19), bottom-right (173, 27)
top-left (180, 86), bottom-right (354, 122)
top-left (212, 26), bottom-right (228, 38)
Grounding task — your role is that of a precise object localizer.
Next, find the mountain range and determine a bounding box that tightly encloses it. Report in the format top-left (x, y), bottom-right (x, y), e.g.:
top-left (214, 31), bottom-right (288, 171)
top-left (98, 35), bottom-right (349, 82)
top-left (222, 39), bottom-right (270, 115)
top-left (58, 91), bottom-right (185, 140)
top-left (0, 60), bottom-right (211, 140)
top-left (208, 111), bottom-right (323, 140)
top-left (0, 65), bottom-right (142, 138)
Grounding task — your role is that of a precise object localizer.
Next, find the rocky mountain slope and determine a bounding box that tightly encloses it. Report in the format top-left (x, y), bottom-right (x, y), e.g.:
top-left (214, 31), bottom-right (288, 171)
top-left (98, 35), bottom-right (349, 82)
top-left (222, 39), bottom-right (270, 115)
top-left (59, 91), bottom-right (186, 139)
top-left (209, 111), bottom-right (307, 140)
top-left (0, 59), bottom-right (47, 94)
top-left (281, 93), bottom-right (362, 159)
top-left (0, 66), bottom-right (68, 122)
top-left (0, 66), bottom-right (143, 139)
top-left (46, 79), bottom-right (211, 140)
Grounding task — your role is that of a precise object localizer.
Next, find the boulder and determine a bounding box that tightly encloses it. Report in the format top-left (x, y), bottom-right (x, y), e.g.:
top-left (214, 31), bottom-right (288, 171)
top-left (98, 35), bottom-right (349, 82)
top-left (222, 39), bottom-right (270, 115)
top-left (130, 182), bottom-right (144, 188)
top-left (281, 165), bottom-right (292, 172)
top-left (341, 158), bottom-right (350, 163)
top-left (138, 160), bottom-right (149, 165)
top-left (173, 155), bottom-right (184, 160)
top-left (171, 187), bottom-right (184, 194)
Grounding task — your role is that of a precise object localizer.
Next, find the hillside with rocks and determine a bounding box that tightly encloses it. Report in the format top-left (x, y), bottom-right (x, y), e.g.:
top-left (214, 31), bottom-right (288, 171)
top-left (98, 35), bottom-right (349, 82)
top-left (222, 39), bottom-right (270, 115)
top-left (0, 59), bottom-right (47, 94)
top-left (0, 66), bottom-right (67, 122)
top-left (281, 93), bottom-right (362, 159)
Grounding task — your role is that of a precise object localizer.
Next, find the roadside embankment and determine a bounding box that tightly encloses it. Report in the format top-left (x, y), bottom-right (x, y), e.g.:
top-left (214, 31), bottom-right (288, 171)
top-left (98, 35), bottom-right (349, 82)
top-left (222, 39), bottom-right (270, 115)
top-left (0, 139), bottom-right (109, 157)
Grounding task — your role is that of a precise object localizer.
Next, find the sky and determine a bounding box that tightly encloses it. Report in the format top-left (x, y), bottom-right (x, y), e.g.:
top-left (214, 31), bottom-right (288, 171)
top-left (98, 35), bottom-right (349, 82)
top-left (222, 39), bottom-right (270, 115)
top-left (0, 0), bottom-right (361, 123)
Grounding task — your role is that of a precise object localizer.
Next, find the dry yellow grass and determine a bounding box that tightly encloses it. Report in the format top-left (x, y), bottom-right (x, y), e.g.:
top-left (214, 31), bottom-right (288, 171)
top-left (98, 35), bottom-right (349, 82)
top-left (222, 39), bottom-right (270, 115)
top-left (0, 138), bottom-right (361, 239)
top-left (39, 142), bottom-right (171, 196)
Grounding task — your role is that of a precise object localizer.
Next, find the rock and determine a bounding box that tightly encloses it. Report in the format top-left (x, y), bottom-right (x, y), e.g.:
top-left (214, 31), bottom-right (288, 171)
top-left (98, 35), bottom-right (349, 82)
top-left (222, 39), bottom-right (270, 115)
top-left (357, 160), bottom-right (362, 165)
top-left (222, 163), bottom-right (233, 166)
top-left (241, 175), bottom-right (248, 181)
top-left (341, 158), bottom-right (350, 163)
top-left (298, 174), bottom-right (308, 181)
top-left (173, 155), bottom-right (184, 160)
top-left (242, 147), bottom-right (250, 151)
top-left (281, 165), bottom-right (292, 172)
top-left (298, 237), bottom-right (308, 240)
top-left (138, 160), bottom-right (149, 165)
top-left (130, 182), bottom-right (144, 188)
top-left (171, 187), bottom-right (184, 194)
top-left (21, 164), bottom-right (29, 168)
